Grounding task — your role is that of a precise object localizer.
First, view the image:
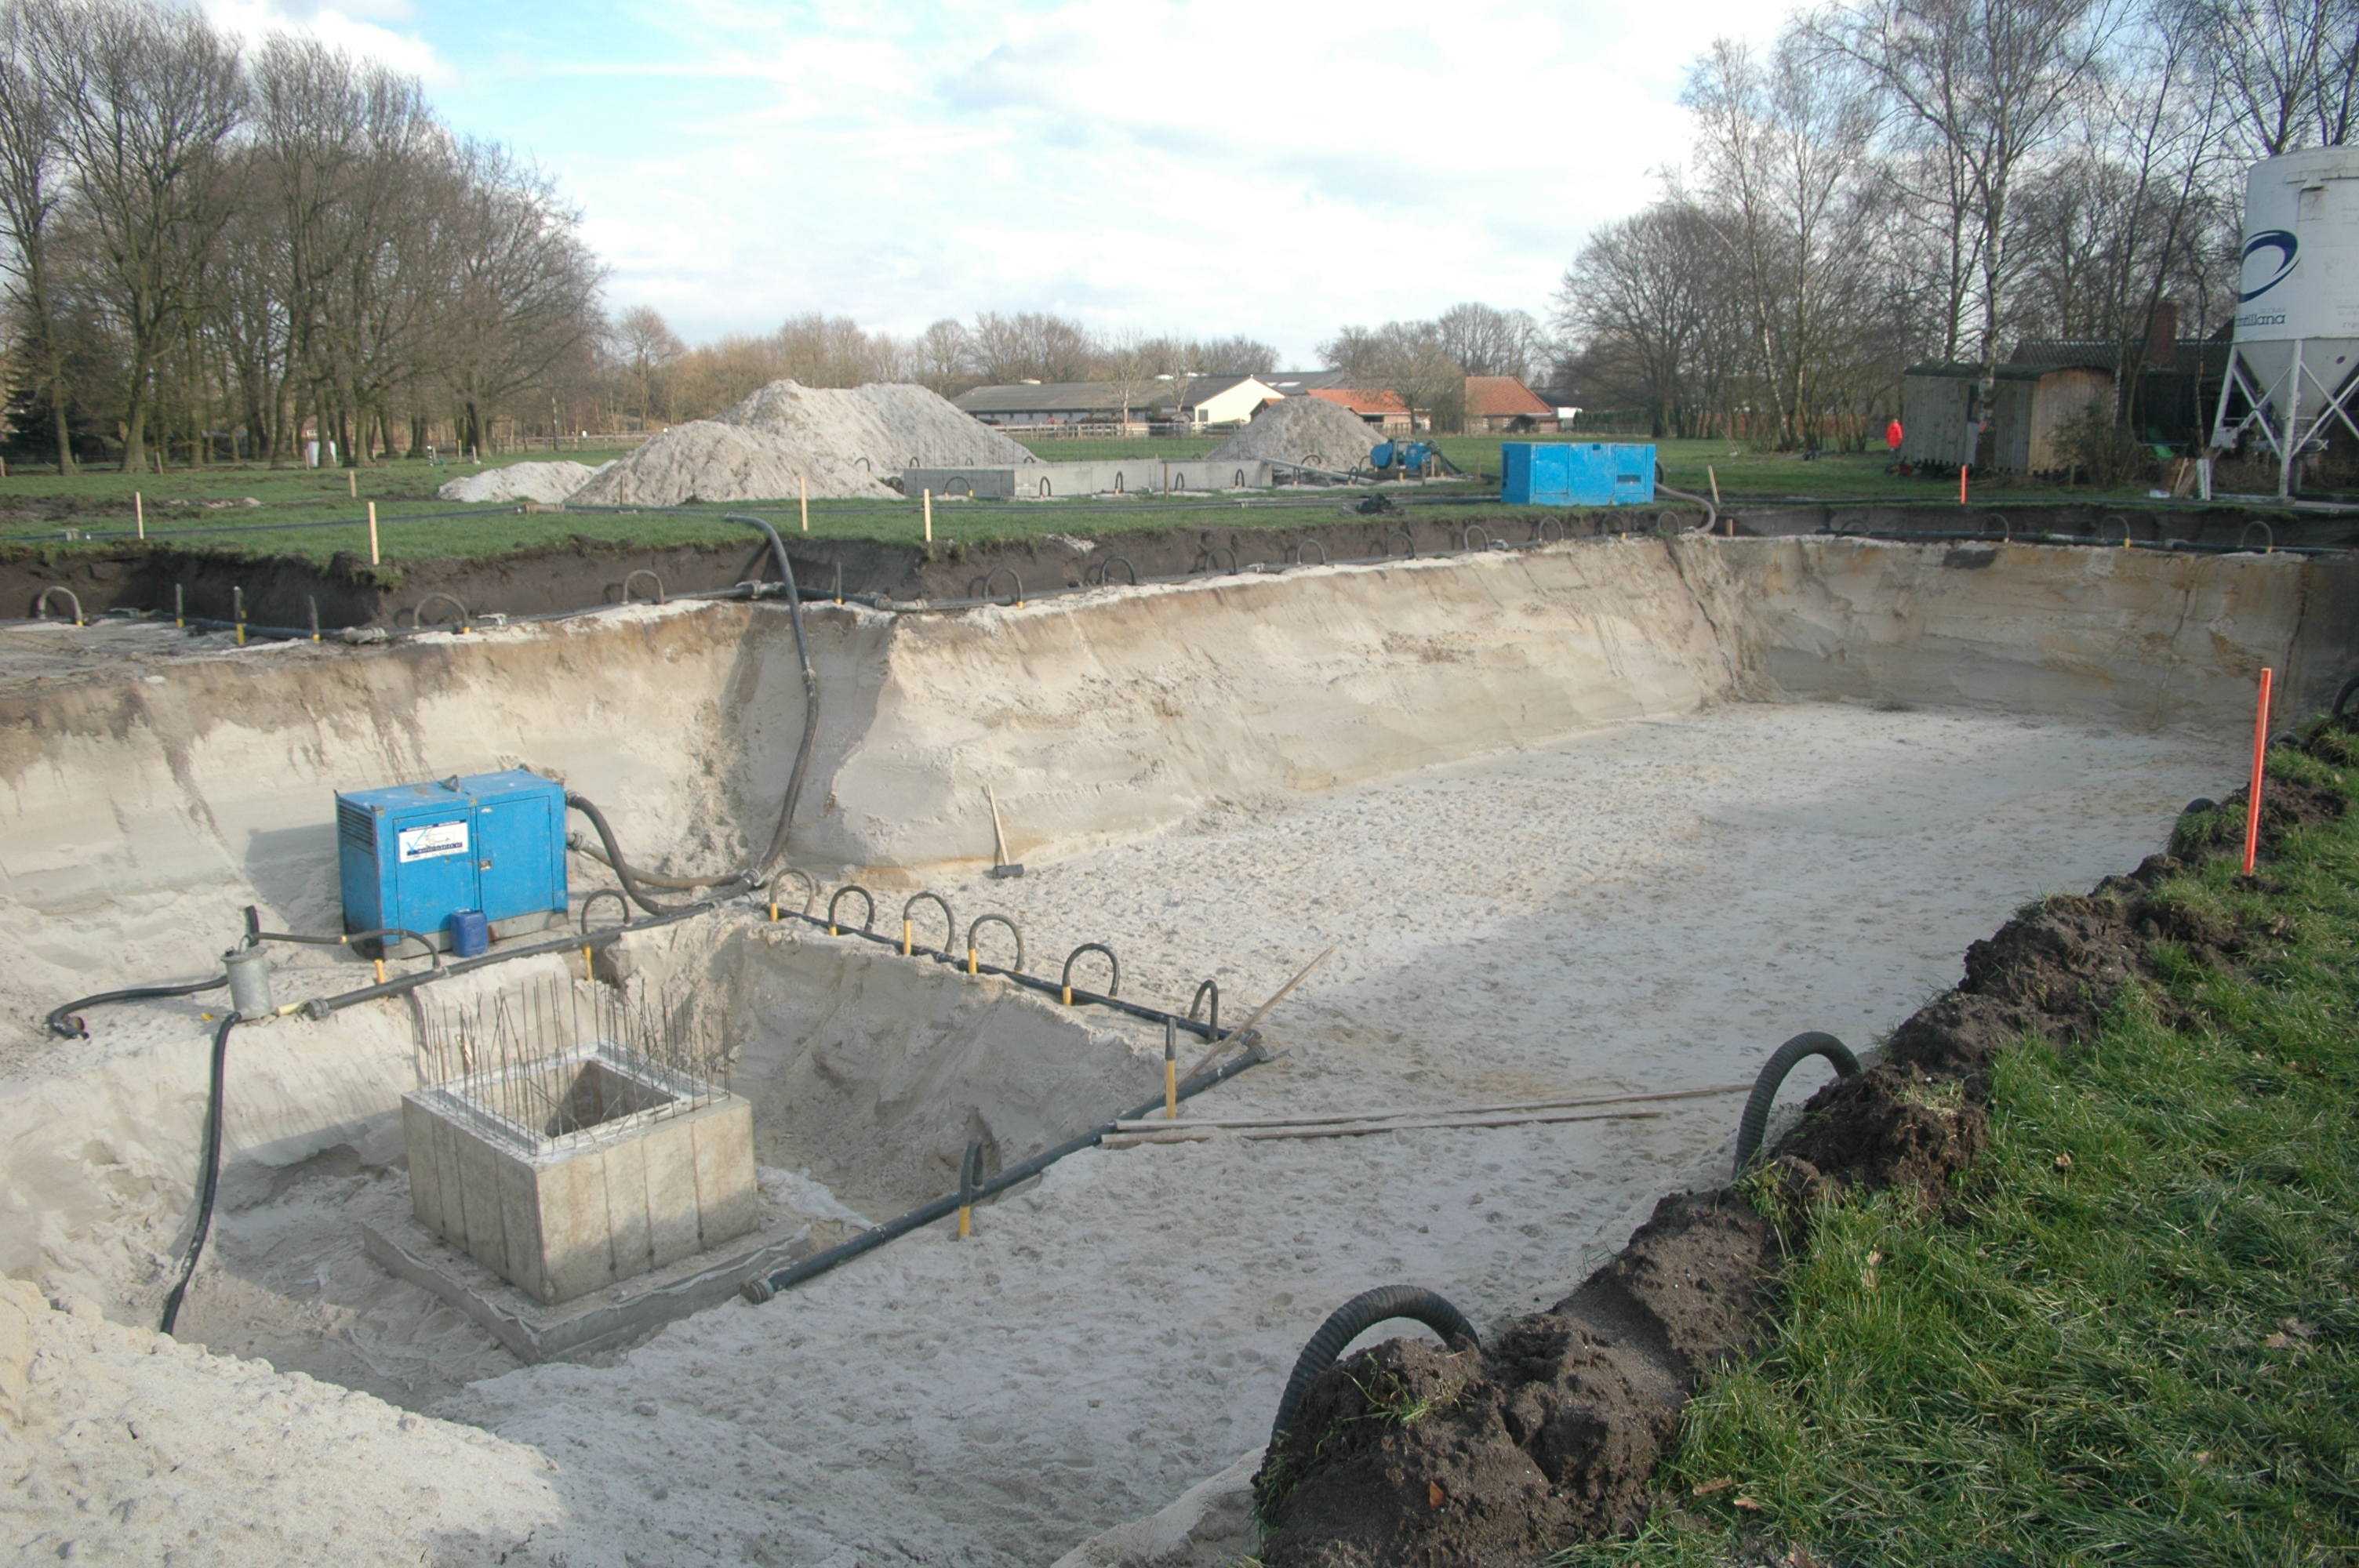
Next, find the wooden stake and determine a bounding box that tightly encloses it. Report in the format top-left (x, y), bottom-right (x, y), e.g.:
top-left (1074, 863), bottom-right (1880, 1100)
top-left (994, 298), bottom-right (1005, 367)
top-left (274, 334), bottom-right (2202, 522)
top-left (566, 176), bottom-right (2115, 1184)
top-left (2244, 666), bottom-right (2273, 876)
top-left (1707, 466), bottom-right (1721, 506)
top-left (986, 784), bottom-right (1011, 866)
top-left (1179, 946), bottom-right (1335, 1083)
top-left (1113, 1082), bottom-right (1751, 1134)
top-left (800, 471), bottom-right (809, 532)
top-left (135, 492), bottom-right (144, 539)
top-left (367, 501), bottom-right (380, 565)
top-left (349, 468), bottom-right (357, 498)
top-left (923, 487), bottom-right (932, 543)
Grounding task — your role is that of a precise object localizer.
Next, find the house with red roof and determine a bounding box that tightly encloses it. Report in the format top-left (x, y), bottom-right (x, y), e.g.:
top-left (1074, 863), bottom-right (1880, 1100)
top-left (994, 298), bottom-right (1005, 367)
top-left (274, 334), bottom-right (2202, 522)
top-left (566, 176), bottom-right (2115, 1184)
top-left (1463, 376), bottom-right (1561, 433)
top-left (1306, 386), bottom-right (1413, 434)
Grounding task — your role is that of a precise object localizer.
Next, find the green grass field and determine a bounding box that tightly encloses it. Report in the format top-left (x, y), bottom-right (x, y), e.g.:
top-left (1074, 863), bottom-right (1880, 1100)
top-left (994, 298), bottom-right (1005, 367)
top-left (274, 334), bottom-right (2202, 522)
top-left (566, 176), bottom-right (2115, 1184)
top-left (1557, 736), bottom-right (2359, 1566)
top-left (0, 431), bottom-right (2165, 567)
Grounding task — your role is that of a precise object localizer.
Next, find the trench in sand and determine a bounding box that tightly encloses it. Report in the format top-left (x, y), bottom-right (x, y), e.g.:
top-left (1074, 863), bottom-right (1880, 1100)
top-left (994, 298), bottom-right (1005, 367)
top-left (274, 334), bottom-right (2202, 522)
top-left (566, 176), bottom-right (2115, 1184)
top-left (0, 535), bottom-right (2350, 1564)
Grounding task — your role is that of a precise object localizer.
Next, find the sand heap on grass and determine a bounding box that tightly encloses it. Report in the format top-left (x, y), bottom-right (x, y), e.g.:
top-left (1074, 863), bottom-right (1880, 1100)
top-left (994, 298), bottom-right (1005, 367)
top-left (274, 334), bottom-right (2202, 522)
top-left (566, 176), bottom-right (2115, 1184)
top-left (437, 459), bottom-right (610, 504)
top-left (1207, 396), bottom-right (1377, 474)
top-left (567, 381), bottom-right (1034, 506)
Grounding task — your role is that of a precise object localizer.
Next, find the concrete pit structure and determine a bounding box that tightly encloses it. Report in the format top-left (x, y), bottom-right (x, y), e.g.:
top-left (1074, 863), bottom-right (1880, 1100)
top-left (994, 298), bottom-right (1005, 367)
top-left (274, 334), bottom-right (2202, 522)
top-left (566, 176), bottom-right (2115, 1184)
top-left (0, 535), bottom-right (2350, 1565)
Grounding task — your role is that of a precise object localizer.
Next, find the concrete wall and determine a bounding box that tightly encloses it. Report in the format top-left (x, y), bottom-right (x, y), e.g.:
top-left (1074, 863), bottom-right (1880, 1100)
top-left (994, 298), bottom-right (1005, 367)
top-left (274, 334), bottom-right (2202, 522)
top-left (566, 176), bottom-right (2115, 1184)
top-left (904, 459), bottom-right (1273, 499)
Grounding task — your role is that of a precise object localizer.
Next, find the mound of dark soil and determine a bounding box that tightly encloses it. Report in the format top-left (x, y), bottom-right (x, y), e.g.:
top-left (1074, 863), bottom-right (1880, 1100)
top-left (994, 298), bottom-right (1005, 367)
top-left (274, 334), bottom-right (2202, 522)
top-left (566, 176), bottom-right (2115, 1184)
top-left (1256, 738), bottom-right (2348, 1566)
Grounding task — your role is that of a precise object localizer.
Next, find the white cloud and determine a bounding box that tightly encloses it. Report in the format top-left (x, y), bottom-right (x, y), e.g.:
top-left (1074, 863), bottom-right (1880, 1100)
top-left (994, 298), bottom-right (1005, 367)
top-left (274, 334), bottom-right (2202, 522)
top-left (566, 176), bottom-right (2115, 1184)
top-left (216, 0), bottom-right (1798, 359)
top-left (202, 0), bottom-right (455, 85)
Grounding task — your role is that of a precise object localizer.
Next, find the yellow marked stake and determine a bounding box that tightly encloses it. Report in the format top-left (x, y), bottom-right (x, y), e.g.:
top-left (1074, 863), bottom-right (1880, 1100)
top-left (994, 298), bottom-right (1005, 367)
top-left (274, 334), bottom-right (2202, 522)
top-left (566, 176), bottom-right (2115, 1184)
top-left (373, 958), bottom-right (386, 985)
top-left (902, 918), bottom-right (913, 956)
top-left (368, 501), bottom-right (380, 565)
top-left (967, 946), bottom-right (979, 975)
top-left (957, 1204), bottom-right (971, 1240)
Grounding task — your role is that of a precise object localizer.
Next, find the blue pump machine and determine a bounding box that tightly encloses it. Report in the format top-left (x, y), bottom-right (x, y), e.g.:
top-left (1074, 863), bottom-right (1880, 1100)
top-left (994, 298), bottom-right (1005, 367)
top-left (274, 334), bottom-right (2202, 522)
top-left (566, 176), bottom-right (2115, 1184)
top-left (336, 769), bottom-right (568, 953)
top-left (1499, 442), bottom-right (1656, 506)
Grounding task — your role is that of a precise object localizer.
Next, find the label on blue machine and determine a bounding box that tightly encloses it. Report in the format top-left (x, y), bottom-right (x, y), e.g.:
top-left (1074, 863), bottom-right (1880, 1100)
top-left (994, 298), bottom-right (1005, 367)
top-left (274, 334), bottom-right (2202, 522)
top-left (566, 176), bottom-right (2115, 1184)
top-left (398, 819), bottom-right (471, 862)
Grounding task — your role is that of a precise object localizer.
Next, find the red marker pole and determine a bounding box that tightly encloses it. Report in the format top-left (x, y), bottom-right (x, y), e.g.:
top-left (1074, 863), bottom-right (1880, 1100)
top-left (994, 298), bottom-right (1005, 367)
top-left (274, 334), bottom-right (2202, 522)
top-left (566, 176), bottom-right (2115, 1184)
top-left (2243, 667), bottom-right (2274, 876)
top-left (1959, 465), bottom-right (1969, 505)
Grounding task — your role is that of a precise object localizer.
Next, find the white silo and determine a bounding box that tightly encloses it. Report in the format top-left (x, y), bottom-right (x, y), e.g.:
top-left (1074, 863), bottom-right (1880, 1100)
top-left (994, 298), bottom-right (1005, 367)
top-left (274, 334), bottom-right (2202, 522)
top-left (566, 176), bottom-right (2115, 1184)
top-left (2213, 147), bottom-right (2359, 495)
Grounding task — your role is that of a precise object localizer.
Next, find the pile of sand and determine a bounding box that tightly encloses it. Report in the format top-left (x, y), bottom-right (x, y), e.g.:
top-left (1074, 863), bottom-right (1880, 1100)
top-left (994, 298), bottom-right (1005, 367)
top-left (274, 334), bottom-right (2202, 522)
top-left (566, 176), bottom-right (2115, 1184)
top-left (0, 1276), bottom-right (557, 1562)
top-left (436, 460), bottom-right (609, 504)
top-left (1207, 397), bottom-right (1378, 474)
top-left (569, 381), bottom-right (1034, 506)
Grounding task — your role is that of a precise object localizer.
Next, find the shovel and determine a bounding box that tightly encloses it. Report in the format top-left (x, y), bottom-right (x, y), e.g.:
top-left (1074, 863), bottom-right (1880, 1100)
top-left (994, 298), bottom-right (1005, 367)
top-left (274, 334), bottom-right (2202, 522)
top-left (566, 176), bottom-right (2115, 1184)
top-left (987, 785), bottom-right (1023, 878)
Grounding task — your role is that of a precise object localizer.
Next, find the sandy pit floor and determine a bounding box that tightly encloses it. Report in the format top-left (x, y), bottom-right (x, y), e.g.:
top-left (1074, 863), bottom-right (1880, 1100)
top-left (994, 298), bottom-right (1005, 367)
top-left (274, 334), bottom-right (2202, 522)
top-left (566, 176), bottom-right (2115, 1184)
top-left (200, 697), bottom-right (2219, 1568)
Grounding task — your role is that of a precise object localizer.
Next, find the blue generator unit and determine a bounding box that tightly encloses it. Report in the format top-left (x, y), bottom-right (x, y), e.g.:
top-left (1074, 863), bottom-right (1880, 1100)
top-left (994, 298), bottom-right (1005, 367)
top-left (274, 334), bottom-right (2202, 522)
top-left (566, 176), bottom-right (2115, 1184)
top-left (1500, 442), bottom-right (1656, 506)
top-left (337, 769), bottom-right (569, 953)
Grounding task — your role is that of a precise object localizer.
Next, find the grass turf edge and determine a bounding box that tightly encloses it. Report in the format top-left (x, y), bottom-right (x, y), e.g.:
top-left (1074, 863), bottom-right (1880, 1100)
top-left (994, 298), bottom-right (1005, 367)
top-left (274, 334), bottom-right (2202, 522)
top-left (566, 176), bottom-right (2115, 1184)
top-left (1554, 739), bottom-right (2359, 1566)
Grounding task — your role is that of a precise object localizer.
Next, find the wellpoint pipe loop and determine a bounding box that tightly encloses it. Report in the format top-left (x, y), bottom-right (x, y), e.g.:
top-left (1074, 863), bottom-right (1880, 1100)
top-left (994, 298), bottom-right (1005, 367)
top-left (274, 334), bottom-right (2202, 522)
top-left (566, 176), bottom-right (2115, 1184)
top-left (1270, 1286), bottom-right (1481, 1448)
top-left (903, 891), bottom-right (955, 956)
top-left (2334, 672), bottom-right (2359, 723)
top-left (966, 913), bottom-right (1023, 975)
top-left (983, 566), bottom-right (1023, 606)
top-left (1533, 516), bottom-right (1565, 543)
top-left (1061, 942), bottom-right (1120, 1005)
top-left (1188, 978), bottom-right (1219, 1033)
top-left (2240, 519), bottom-right (2276, 552)
top-left (2099, 514), bottom-right (2138, 547)
top-left (414, 591), bottom-right (471, 632)
top-left (1459, 524), bottom-right (1489, 551)
top-left (769, 867), bottom-right (819, 919)
top-left (622, 568), bottom-right (665, 604)
top-left (1733, 1030), bottom-right (1861, 1174)
top-left (579, 888), bottom-right (631, 935)
top-left (827, 885), bottom-right (876, 936)
top-left (35, 585), bottom-right (84, 626)
top-left (1205, 545), bottom-right (1238, 574)
top-left (1285, 539), bottom-right (1329, 566)
top-left (1383, 528), bottom-right (1415, 558)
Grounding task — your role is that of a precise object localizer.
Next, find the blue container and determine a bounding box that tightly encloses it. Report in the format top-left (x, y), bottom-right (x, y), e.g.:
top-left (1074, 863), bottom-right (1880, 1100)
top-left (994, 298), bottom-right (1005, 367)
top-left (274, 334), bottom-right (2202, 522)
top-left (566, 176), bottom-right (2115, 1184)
top-left (336, 768), bottom-right (568, 953)
top-left (449, 909), bottom-right (490, 957)
top-left (1499, 442), bottom-right (1656, 506)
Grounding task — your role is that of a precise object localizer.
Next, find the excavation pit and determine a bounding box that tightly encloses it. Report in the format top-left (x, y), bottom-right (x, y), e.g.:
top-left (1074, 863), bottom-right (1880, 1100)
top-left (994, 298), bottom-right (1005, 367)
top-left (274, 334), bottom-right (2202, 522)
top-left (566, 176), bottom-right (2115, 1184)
top-left (3, 535), bottom-right (2354, 1563)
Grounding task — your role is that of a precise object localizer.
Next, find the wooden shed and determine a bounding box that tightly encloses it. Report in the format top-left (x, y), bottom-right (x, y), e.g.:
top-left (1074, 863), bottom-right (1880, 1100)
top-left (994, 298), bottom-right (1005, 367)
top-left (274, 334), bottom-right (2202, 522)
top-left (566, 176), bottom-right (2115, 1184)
top-left (1899, 361), bottom-right (2115, 473)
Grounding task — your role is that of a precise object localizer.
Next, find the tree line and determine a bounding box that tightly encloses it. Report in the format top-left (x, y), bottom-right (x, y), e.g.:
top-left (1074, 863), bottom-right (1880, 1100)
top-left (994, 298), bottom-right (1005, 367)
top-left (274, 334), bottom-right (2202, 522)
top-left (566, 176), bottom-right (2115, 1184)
top-left (1556, 0), bottom-right (2359, 452)
top-left (0, 0), bottom-right (599, 472)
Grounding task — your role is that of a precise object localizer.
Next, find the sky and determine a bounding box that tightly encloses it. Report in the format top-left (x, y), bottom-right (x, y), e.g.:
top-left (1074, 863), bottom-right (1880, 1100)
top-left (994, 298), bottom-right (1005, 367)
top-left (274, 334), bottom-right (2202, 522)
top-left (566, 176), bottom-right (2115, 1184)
top-left (199, 0), bottom-right (1795, 365)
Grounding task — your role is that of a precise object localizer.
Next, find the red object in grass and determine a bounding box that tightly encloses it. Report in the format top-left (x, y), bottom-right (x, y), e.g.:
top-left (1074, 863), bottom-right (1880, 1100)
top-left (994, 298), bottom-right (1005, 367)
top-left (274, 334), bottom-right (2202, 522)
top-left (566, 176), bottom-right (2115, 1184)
top-left (2245, 667), bottom-right (2273, 875)
top-left (1885, 419), bottom-right (1903, 451)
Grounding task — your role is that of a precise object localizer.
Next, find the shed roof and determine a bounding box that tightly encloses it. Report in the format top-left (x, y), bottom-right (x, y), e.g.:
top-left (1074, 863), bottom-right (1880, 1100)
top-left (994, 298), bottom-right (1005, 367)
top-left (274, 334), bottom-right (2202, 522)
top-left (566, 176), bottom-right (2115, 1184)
top-left (1903, 361), bottom-right (2078, 383)
top-left (953, 381), bottom-right (1183, 415)
top-left (1309, 387), bottom-right (1412, 416)
top-left (1463, 376), bottom-right (1554, 418)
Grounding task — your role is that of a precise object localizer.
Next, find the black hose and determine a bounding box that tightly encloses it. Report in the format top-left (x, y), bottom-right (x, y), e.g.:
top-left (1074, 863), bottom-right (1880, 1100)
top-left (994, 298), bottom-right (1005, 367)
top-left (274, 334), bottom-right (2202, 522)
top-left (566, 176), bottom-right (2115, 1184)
top-left (554, 514), bottom-right (820, 912)
top-left (46, 975), bottom-right (227, 1040)
top-left (565, 791), bottom-right (720, 918)
top-left (160, 1011), bottom-right (239, 1334)
top-left (722, 513), bottom-right (820, 880)
top-left (568, 834), bottom-right (747, 890)
top-left (1270, 1286), bottom-right (1481, 1447)
top-left (1734, 1030), bottom-right (1859, 1174)
top-left (1657, 480), bottom-right (1720, 535)
top-left (2334, 673), bottom-right (2359, 724)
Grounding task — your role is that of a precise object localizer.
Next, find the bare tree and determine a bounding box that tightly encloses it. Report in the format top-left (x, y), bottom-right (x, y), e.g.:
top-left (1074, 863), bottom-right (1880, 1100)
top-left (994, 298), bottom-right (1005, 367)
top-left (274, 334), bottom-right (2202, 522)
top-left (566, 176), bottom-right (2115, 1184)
top-left (1686, 34), bottom-right (1881, 446)
top-left (1557, 202), bottom-right (1730, 437)
top-left (1318, 320), bottom-right (1467, 430)
top-left (45, 0), bottom-right (245, 471)
top-left (2177, 0), bottom-right (2359, 154)
top-left (612, 303), bottom-right (682, 426)
top-left (436, 138), bottom-right (602, 458)
top-left (1821, 0), bottom-right (2125, 454)
top-left (0, 0), bottom-right (76, 468)
top-left (1435, 303), bottom-right (1546, 381)
top-left (965, 309), bottom-right (1096, 383)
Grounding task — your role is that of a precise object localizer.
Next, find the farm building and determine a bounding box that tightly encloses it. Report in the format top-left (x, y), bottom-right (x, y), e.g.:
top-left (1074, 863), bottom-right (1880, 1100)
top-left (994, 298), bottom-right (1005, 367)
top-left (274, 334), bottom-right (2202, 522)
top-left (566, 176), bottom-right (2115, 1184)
top-left (1307, 386), bottom-right (1414, 434)
top-left (954, 375), bottom-right (1282, 430)
top-left (1898, 359), bottom-right (2113, 472)
top-left (1463, 376), bottom-right (1561, 432)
